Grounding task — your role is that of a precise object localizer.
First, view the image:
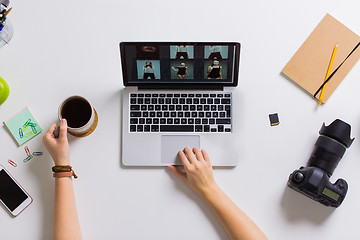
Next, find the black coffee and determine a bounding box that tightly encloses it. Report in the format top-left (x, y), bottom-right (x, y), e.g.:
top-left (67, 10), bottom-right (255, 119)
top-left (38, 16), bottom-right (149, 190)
top-left (61, 98), bottom-right (92, 128)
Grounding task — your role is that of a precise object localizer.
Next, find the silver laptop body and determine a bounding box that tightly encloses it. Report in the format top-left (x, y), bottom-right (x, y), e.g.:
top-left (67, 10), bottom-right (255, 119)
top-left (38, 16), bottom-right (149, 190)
top-left (120, 42), bottom-right (241, 166)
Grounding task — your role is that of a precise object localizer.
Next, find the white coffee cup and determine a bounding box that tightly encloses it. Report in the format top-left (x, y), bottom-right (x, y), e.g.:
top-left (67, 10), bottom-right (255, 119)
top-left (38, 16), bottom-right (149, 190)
top-left (54, 96), bottom-right (97, 137)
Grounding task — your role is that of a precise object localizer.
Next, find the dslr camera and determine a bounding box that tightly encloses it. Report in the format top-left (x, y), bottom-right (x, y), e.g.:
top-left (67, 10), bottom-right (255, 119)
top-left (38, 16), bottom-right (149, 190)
top-left (288, 119), bottom-right (354, 207)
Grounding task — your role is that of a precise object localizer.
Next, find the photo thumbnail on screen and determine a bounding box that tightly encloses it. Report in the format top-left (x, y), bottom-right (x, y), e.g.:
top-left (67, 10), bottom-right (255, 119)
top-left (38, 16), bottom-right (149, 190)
top-left (171, 60), bottom-right (194, 80)
top-left (204, 45), bottom-right (229, 59)
top-left (137, 60), bottom-right (161, 80)
top-left (136, 45), bottom-right (160, 59)
top-left (170, 45), bottom-right (194, 59)
top-left (205, 59), bottom-right (228, 80)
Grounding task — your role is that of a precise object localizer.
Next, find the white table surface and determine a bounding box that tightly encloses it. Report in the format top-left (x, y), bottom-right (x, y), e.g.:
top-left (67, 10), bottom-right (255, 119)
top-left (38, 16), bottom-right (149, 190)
top-left (1, 0), bottom-right (360, 239)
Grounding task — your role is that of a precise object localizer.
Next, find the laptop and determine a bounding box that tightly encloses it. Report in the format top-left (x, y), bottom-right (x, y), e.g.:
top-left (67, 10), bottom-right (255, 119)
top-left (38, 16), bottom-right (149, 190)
top-left (120, 42), bottom-right (241, 166)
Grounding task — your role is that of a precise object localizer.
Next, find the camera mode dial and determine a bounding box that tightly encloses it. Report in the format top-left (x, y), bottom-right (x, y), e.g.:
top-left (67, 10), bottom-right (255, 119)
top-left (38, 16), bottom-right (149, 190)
top-left (293, 172), bottom-right (304, 182)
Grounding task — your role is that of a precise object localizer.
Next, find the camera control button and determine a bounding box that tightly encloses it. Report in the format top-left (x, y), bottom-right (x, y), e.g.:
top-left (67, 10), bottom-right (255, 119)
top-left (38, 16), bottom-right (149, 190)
top-left (293, 172), bottom-right (304, 182)
top-left (337, 179), bottom-right (346, 189)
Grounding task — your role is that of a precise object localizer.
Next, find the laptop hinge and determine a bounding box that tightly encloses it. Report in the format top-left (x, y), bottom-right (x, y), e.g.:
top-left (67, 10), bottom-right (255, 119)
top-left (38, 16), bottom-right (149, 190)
top-left (138, 84), bottom-right (224, 91)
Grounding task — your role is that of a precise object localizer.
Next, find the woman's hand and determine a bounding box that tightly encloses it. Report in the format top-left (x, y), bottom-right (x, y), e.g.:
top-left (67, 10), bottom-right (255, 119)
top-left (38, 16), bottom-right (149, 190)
top-left (168, 147), bottom-right (219, 198)
top-left (43, 119), bottom-right (70, 166)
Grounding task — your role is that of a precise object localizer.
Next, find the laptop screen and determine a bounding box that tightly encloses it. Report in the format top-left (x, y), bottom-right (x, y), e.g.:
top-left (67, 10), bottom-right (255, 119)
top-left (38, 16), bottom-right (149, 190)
top-left (120, 42), bottom-right (240, 87)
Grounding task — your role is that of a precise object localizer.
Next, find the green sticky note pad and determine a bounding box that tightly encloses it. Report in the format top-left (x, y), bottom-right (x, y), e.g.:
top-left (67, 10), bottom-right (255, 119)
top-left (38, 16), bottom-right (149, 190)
top-left (4, 107), bottom-right (42, 146)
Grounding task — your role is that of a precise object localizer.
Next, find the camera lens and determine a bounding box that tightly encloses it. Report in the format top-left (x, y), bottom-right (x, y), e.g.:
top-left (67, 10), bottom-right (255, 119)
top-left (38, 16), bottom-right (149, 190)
top-left (307, 119), bottom-right (354, 176)
top-left (308, 136), bottom-right (346, 176)
top-left (319, 119), bottom-right (354, 148)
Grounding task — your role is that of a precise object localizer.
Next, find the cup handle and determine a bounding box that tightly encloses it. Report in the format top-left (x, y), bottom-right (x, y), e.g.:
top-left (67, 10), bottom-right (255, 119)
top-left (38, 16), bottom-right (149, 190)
top-left (53, 125), bottom-right (60, 138)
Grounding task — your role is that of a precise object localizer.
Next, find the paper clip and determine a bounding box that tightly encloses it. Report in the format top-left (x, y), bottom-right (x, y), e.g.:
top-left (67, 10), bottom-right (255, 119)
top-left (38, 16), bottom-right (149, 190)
top-left (23, 119), bottom-right (32, 127)
top-left (24, 146), bottom-right (31, 156)
top-left (19, 128), bottom-right (24, 138)
top-left (33, 152), bottom-right (43, 156)
top-left (23, 155), bottom-right (33, 163)
top-left (27, 122), bottom-right (36, 128)
top-left (25, 131), bottom-right (34, 138)
top-left (21, 125), bottom-right (28, 133)
top-left (31, 125), bottom-right (37, 134)
top-left (8, 159), bottom-right (17, 167)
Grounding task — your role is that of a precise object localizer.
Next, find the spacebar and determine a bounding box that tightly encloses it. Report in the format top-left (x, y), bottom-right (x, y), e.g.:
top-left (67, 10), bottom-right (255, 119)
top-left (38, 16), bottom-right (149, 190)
top-left (160, 125), bottom-right (194, 132)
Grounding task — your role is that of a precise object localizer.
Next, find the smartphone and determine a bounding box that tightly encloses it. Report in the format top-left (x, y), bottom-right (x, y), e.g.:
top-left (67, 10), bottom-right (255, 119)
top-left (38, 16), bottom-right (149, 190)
top-left (0, 165), bottom-right (33, 216)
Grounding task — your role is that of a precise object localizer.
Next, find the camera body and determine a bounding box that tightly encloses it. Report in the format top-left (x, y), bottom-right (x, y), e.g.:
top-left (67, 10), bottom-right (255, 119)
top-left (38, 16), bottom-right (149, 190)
top-left (288, 167), bottom-right (347, 207)
top-left (287, 119), bottom-right (354, 208)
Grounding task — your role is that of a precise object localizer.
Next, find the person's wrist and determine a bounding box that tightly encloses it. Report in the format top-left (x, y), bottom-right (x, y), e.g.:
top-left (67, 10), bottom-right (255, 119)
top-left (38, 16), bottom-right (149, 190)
top-left (54, 158), bottom-right (71, 166)
top-left (200, 183), bottom-right (221, 200)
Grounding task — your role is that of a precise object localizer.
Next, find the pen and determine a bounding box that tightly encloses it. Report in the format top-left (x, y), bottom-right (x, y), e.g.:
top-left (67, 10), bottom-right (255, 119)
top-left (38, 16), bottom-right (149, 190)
top-left (4, 7), bottom-right (12, 17)
top-left (318, 43), bottom-right (338, 105)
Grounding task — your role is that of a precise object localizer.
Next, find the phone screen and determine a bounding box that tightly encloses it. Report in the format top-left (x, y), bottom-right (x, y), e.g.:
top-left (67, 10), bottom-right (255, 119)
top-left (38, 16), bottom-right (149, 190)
top-left (0, 169), bottom-right (29, 211)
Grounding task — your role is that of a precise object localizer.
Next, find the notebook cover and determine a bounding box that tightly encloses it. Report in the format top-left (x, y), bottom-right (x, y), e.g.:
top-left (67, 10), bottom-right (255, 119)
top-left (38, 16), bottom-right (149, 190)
top-left (282, 13), bottom-right (360, 103)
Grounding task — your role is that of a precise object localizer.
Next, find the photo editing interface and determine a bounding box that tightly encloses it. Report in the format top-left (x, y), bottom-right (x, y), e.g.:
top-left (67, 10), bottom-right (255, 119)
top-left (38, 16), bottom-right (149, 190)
top-left (122, 43), bottom-right (238, 84)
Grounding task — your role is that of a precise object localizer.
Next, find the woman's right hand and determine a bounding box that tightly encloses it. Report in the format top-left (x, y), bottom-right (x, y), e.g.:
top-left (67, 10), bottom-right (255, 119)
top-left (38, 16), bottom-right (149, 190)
top-left (169, 147), bottom-right (269, 240)
top-left (43, 119), bottom-right (71, 166)
top-left (168, 147), bottom-right (219, 199)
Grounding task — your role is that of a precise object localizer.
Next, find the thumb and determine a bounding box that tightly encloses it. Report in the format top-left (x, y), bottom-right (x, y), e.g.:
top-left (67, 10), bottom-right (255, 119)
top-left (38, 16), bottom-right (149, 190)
top-left (167, 166), bottom-right (187, 182)
top-left (59, 118), bottom-right (68, 139)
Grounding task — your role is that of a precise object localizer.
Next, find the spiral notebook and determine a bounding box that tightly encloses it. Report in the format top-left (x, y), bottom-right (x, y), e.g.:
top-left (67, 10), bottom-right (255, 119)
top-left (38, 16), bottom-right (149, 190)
top-left (281, 14), bottom-right (360, 103)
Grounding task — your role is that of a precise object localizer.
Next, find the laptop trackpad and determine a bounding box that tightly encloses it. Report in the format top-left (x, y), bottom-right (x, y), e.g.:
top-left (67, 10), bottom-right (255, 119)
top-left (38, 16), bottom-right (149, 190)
top-left (161, 135), bottom-right (200, 165)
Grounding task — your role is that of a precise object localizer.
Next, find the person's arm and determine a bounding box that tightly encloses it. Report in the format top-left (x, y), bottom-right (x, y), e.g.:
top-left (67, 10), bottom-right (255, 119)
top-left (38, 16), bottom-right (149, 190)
top-left (168, 147), bottom-right (267, 240)
top-left (43, 119), bottom-right (82, 240)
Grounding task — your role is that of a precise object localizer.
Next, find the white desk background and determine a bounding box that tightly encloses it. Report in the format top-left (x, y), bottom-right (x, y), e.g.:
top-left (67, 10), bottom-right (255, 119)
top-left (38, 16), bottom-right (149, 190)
top-left (1, 0), bottom-right (360, 239)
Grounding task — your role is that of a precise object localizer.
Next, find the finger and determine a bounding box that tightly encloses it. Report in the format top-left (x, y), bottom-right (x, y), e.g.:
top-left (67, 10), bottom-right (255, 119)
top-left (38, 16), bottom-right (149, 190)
top-left (201, 149), bottom-right (211, 163)
top-left (46, 123), bottom-right (58, 135)
top-left (193, 147), bottom-right (204, 162)
top-left (167, 166), bottom-right (187, 182)
top-left (178, 151), bottom-right (191, 169)
top-left (183, 147), bottom-right (196, 163)
top-left (43, 124), bottom-right (57, 144)
top-left (59, 119), bottom-right (68, 140)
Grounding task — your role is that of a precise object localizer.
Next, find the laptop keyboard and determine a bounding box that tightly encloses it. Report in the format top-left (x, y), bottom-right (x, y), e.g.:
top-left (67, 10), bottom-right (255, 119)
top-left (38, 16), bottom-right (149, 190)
top-left (129, 93), bottom-right (232, 133)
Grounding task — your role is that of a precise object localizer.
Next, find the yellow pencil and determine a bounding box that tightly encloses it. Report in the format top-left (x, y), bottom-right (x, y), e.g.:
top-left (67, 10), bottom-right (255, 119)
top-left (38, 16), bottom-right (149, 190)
top-left (318, 43), bottom-right (338, 104)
